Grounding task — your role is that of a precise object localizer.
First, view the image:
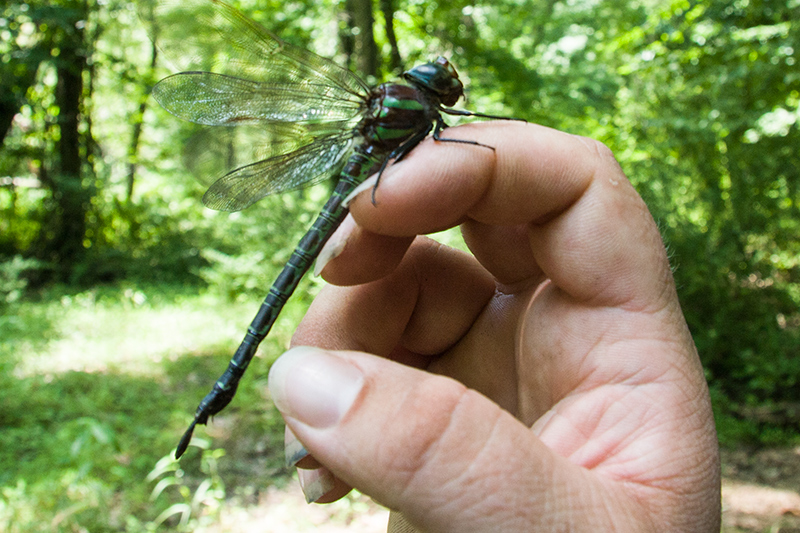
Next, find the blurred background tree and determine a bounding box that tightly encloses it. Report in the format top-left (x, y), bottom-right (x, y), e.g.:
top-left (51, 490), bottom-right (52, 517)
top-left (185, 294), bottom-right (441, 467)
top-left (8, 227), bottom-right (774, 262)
top-left (1, 0), bottom-right (798, 530)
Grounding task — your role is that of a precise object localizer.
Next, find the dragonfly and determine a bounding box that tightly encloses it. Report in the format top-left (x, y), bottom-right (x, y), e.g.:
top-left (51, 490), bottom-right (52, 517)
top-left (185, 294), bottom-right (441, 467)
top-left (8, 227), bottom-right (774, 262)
top-left (142, 0), bottom-right (518, 459)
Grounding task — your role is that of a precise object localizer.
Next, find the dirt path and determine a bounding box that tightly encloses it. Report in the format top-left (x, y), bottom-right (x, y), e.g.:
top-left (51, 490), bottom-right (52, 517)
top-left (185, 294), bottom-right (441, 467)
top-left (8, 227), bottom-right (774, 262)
top-left (721, 447), bottom-right (800, 532)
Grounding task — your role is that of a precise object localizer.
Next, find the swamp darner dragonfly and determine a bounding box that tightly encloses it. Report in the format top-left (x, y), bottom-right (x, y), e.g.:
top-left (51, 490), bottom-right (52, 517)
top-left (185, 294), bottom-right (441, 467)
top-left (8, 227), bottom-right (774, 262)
top-left (143, 0), bottom-right (518, 459)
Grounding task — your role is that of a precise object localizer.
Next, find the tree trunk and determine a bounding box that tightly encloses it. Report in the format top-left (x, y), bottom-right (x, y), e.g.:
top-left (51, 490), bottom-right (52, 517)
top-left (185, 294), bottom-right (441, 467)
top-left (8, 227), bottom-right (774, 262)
top-left (379, 0), bottom-right (402, 73)
top-left (126, 40), bottom-right (158, 202)
top-left (48, 22), bottom-right (90, 275)
top-left (351, 0), bottom-right (378, 79)
top-left (338, 0), bottom-right (356, 69)
top-left (0, 58), bottom-right (41, 147)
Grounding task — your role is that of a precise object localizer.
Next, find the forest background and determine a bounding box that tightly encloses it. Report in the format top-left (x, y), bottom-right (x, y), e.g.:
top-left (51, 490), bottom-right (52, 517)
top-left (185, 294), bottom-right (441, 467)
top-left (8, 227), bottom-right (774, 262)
top-left (1, 0), bottom-right (798, 531)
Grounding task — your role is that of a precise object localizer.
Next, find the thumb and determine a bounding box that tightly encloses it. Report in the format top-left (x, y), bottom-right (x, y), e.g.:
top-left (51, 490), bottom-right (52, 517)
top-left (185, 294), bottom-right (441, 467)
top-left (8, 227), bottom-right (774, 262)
top-left (267, 346), bottom-right (614, 532)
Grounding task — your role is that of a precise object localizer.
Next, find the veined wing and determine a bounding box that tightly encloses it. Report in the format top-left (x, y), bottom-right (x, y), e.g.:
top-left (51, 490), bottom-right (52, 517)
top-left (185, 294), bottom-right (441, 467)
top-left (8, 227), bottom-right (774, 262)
top-left (139, 0), bottom-right (370, 101)
top-left (202, 132), bottom-right (357, 212)
top-left (153, 71), bottom-right (366, 126)
top-left (182, 123), bottom-right (318, 187)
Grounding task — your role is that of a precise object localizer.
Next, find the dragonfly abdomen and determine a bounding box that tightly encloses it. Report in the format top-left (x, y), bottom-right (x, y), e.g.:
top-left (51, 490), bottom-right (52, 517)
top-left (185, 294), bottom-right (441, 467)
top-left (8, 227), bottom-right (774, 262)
top-left (176, 149), bottom-right (383, 458)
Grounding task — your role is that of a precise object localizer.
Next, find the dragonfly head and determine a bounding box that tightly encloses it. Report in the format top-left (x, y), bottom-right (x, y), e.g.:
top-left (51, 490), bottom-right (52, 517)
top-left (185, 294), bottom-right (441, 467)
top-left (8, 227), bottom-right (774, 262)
top-left (403, 56), bottom-right (465, 107)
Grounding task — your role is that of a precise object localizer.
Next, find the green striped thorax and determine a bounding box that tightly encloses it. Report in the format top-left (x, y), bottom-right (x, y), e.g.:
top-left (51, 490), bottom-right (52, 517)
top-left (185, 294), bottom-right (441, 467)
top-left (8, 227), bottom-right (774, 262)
top-left (359, 57), bottom-right (465, 153)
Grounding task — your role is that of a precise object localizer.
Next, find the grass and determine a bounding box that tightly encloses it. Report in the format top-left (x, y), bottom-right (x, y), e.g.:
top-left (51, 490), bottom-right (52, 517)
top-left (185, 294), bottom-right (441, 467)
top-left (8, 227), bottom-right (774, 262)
top-left (0, 282), bottom-right (301, 532)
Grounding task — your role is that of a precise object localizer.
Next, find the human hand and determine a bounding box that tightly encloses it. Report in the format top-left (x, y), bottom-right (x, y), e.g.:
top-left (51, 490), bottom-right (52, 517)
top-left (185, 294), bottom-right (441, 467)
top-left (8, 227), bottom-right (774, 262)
top-left (267, 122), bottom-right (721, 532)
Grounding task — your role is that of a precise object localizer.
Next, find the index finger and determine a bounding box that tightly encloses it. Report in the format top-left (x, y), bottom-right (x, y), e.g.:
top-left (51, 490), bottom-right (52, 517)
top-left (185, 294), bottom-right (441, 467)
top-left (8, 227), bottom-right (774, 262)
top-left (347, 121), bottom-right (670, 308)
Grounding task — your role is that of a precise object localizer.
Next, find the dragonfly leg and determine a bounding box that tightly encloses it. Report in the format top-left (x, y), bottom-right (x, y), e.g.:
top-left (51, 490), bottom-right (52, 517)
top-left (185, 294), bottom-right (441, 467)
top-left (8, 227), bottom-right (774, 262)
top-left (370, 156), bottom-right (392, 205)
top-left (432, 115), bottom-right (496, 151)
top-left (368, 125), bottom-right (433, 205)
top-left (390, 124), bottom-right (434, 164)
top-left (441, 107), bottom-right (527, 123)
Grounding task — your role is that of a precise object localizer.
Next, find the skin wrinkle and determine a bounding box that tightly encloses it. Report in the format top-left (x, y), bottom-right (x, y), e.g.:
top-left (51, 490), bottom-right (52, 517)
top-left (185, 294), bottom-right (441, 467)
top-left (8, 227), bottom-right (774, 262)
top-left (542, 354), bottom-right (684, 508)
top-left (399, 239), bottom-right (495, 356)
top-left (465, 403), bottom-right (614, 532)
top-left (390, 386), bottom-right (492, 527)
top-left (594, 386), bottom-right (670, 464)
top-left (565, 383), bottom-right (707, 524)
top-left (541, 386), bottom-right (643, 469)
top-left (564, 349), bottom-right (669, 416)
top-left (583, 481), bottom-right (638, 533)
top-left (608, 495), bottom-right (658, 533)
top-left (605, 402), bottom-right (707, 508)
top-left (526, 336), bottom-right (677, 439)
top-left (435, 401), bottom-right (512, 528)
top-left (420, 390), bottom-right (618, 533)
top-left (661, 346), bottom-right (707, 398)
top-left (526, 168), bottom-right (663, 309)
top-left (617, 462), bottom-right (707, 531)
top-left (360, 375), bottom-right (468, 515)
top-left (534, 333), bottom-right (691, 474)
top-left (626, 440), bottom-right (703, 490)
top-left (596, 337), bottom-right (676, 386)
top-left (564, 306), bottom-right (683, 374)
top-left (566, 458), bottom-right (652, 532)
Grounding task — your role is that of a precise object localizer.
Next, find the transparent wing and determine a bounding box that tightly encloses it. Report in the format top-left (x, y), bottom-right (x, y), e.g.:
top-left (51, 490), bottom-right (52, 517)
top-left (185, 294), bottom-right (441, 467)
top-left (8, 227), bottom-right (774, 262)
top-left (139, 0), bottom-right (370, 101)
top-left (182, 123), bottom-right (319, 187)
top-left (201, 132), bottom-right (357, 212)
top-left (138, 0), bottom-right (376, 209)
top-left (152, 71), bottom-right (365, 127)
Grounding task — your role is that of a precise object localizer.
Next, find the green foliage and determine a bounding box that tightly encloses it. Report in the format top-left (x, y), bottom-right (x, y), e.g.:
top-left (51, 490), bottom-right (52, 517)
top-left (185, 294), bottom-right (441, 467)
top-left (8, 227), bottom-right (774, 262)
top-left (604, 0), bottom-right (800, 409)
top-left (0, 284), bottom-right (289, 532)
top-left (0, 367), bottom-right (176, 532)
top-left (0, 255), bottom-right (42, 305)
top-left (196, 188), bottom-right (330, 303)
top-left (146, 445), bottom-right (227, 531)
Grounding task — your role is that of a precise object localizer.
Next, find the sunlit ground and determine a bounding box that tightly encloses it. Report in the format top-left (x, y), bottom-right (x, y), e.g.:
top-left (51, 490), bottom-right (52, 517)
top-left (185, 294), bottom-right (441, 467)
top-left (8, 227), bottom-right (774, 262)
top-left (198, 486), bottom-right (388, 533)
top-left (12, 289), bottom-right (252, 378)
top-left (1, 283), bottom-right (389, 531)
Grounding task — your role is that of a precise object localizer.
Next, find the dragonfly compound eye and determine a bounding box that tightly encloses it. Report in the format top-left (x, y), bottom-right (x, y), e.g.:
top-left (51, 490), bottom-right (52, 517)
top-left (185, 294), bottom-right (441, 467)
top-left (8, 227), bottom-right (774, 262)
top-left (403, 61), bottom-right (464, 107)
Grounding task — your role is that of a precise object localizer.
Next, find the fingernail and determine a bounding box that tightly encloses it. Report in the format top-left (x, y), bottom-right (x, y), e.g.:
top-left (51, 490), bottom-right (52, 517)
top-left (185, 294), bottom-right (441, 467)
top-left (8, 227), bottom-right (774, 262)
top-left (298, 467), bottom-right (336, 503)
top-left (268, 347), bottom-right (364, 428)
top-left (314, 222), bottom-right (352, 277)
top-left (285, 432), bottom-right (310, 468)
top-left (342, 174), bottom-right (378, 207)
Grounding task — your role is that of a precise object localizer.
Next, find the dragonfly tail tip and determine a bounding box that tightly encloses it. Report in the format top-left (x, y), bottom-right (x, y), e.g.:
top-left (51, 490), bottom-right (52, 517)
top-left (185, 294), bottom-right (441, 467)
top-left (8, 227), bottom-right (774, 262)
top-left (175, 420), bottom-right (198, 459)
